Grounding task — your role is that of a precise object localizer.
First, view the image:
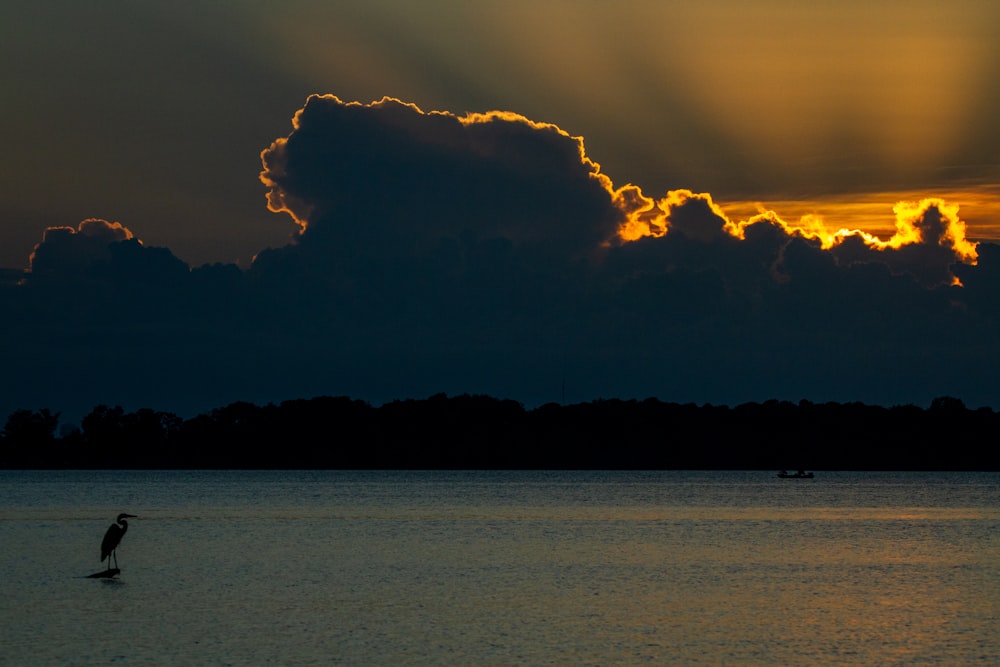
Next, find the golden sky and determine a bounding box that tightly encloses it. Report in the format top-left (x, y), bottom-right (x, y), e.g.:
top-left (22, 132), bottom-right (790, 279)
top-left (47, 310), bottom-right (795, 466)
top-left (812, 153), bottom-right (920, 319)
top-left (2, 0), bottom-right (999, 267)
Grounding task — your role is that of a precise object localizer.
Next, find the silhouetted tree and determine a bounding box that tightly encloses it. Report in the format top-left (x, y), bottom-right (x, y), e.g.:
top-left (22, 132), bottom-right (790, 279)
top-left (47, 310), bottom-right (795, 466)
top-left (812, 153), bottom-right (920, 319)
top-left (2, 395), bottom-right (999, 470)
top-left (1, 408), bottom-right (61, 466)
top-left (80, 405), bottom-right (127, 467)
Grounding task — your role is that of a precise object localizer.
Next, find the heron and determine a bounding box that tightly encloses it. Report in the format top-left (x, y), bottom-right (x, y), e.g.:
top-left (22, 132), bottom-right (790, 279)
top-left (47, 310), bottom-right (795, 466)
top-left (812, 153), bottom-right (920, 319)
top-left (101, 513), bottom-right (137, 570)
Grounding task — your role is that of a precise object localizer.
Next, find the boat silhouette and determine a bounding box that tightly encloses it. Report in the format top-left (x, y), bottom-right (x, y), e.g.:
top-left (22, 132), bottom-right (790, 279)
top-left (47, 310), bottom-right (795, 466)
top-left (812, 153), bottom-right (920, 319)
top-left (777, 470), bottom-right (814, 479)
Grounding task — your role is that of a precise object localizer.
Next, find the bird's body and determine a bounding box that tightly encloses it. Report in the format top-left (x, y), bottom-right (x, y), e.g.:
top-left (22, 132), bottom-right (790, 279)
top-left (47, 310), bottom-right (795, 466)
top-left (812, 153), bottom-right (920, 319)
top-left (101, 513), bottom-right (136, 569)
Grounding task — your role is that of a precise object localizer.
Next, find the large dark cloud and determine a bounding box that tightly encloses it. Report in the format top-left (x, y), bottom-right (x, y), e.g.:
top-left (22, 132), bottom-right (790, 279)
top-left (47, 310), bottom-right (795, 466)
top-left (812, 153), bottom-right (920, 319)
top-left (260, 95), bottom-right (625, 260)
top-left (2, 97), bottom-right (999, 425)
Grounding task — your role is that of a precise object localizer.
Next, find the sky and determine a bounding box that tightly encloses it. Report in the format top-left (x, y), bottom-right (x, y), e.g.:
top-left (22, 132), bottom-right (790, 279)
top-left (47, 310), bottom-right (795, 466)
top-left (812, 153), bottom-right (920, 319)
top-left (3, 1), bottom-right (1000, 424)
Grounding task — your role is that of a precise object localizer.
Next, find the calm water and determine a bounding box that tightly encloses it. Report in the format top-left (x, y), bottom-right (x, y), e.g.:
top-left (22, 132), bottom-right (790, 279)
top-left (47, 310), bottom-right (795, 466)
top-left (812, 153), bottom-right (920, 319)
top-left (0, 470), bottom-right (997, 665)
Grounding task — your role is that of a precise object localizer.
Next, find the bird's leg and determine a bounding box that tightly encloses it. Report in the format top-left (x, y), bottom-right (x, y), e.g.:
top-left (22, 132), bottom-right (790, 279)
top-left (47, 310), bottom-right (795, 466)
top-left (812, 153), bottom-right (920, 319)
top-left (112, 551), bottom-right (118, 570)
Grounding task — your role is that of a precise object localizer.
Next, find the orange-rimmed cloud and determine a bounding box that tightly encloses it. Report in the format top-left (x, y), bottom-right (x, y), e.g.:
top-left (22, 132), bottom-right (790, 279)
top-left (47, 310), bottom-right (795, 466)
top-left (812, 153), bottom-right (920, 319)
top-left (29, 218), bottom-right (135, 275)
top-left (618, 188), bottom-right (979, 285)
top-left (261, 95), bottom-right (987, 291)
top-left (259, 94), bottom-right (641, 260)
top-left (716, 186), bottom-right (1000, 244)
top-left (728, 197), bottom-right (978, 264)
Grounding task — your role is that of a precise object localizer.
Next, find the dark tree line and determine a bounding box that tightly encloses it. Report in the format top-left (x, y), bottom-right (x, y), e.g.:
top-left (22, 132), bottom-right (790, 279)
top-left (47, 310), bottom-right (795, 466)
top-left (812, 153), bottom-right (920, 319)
top-left (0, 394), bottom-right (996, 470)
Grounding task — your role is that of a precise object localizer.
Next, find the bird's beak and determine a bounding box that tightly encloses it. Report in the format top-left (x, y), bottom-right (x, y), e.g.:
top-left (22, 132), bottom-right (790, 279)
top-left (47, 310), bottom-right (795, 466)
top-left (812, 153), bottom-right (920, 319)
top-left (124, 514), bottom-right (138, 518)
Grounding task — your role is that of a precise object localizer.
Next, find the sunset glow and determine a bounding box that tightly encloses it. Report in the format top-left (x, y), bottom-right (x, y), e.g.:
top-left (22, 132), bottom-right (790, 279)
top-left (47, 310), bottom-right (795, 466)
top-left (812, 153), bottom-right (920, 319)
top-left (733, 197), bottom-right (978, 262)
top-left (262, 94), bottom-right (987, 280)
top-left (3, 4), bottom-right (998, 663)
top-left (720, 187), bottom-right (1000, 242)
top-left (4, 0), bottom-right (1000, 423)
top-left (617, 188), bottom-right (980, 269)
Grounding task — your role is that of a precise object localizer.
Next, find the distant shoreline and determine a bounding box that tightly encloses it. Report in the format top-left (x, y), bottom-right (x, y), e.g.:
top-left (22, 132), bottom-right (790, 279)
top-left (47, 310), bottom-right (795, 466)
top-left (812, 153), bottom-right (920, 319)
top-left (2, 394), bottom-right (995, 471)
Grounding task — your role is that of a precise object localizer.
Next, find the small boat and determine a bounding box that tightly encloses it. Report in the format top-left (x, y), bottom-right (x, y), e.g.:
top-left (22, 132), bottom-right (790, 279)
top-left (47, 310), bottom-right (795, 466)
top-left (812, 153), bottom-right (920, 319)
top-left (777, 470), bottom-right (814, 479)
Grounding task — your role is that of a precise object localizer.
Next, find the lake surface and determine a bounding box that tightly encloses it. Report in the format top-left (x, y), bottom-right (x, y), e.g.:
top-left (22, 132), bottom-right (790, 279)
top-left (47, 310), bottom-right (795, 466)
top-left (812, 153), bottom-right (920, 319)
top-left (0, 470), bottom-right (997, 665)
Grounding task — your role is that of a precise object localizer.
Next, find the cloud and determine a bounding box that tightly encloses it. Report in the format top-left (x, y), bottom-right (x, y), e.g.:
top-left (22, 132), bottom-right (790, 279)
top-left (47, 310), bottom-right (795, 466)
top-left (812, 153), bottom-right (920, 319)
top-left (3, 96), bottom-right (1000, 424)
top-left (28, 218), bottom-right (134, 278)
top-left (258, 96), bottom-right (981, 293)
top-left (621, 189), bottom-right (979, 288)
top-left (259, 95), bottom-right (631, 260)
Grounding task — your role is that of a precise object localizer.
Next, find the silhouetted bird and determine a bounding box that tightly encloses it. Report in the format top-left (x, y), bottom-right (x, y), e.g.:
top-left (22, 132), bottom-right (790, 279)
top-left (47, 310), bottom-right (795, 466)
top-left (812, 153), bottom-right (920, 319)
top-left (101, 513), bottom-right (136, 569)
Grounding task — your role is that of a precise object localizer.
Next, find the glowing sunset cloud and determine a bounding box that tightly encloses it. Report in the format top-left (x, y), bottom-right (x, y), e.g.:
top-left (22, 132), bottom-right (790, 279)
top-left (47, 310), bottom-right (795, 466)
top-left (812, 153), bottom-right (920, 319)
top-left (719, 187), bottom-right (1000, 243)
top-left (728, 197), bottom-right (978, 263)
top-left (260, 94), bottom-right (985, 295)
top-left (883, 199), bottom-right (977, 262)
top-left (260, 94), bottom-right (643, 254)
top-left (620, 189), bottom-right (979, 267)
